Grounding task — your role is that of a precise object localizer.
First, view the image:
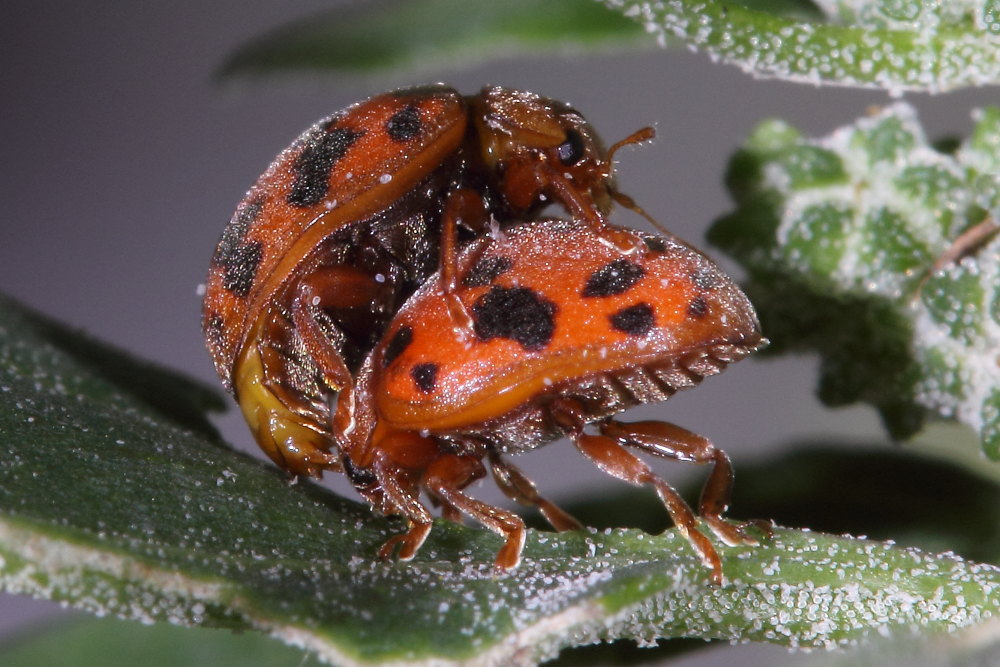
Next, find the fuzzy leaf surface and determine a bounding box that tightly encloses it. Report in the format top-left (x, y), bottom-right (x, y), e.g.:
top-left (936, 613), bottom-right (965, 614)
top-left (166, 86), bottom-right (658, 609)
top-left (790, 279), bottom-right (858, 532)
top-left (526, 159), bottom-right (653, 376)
top-left (712, 104), bottom-right (1000, 458)
top-left (606, 0), bottom-right (1000, 92)
top-left (2, 294), bottom-right (1000, 665)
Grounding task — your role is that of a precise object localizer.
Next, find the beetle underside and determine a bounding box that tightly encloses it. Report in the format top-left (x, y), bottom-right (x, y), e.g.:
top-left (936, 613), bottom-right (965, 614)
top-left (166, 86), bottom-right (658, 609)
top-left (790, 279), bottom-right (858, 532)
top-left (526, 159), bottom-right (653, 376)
top-left (345, 331), bottom-right (768, 585)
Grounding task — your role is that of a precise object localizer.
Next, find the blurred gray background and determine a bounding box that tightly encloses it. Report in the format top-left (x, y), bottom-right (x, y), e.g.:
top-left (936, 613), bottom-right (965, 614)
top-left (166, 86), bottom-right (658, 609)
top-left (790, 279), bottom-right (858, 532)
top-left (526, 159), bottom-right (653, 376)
top-left (1, 1), bottom-right (996, 664)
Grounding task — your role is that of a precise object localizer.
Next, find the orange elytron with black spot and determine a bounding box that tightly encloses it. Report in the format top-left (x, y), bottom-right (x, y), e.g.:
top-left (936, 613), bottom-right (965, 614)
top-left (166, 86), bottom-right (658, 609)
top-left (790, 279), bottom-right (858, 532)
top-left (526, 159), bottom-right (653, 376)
top-left (336, 218), bottom-right (768, 584)
top-left (202, 85), bottom-right (653, 478)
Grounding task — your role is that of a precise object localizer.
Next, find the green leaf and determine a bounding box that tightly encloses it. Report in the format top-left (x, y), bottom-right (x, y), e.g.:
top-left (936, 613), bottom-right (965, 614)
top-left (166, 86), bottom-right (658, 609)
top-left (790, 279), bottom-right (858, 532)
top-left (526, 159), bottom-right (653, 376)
top-left (0, 616), bottom-right (325, 667)
top-left (4, 293), bottom-right (1000, 665)
top-left (711, 103), bottom-right (1000, 458)
top-left (0, 295), bottom-right (224, 442)
top-left (219, 0), bottom-right (651, 78)
top-left (8, 447), bottom-right (1000, 667)
top-left (605, 0), bottom-right (1000, 92)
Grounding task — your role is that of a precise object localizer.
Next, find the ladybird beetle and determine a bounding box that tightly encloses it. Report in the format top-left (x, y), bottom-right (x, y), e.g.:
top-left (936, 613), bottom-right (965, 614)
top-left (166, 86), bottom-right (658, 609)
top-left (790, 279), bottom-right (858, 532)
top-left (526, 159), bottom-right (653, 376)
top-left (203, 85), bottom-right (655, 478)
top-left (335, 218), bottom-right (767, 584)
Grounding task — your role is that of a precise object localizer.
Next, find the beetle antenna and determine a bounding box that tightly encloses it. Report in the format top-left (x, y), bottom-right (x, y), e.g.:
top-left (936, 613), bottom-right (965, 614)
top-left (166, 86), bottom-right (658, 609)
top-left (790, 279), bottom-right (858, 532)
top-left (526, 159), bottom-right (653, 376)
top-left (604, 126), bottom-right (656, 180)
top-left (603, 127), bottom-right (670, 236)
top-left (611, 189), bottom-right (674, 238)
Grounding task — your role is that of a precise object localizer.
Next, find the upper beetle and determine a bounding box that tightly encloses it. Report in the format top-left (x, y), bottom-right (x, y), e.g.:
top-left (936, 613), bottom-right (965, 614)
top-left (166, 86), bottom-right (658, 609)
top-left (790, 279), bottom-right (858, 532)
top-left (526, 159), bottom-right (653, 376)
top-left (202, 85), bottom-right (655, 478)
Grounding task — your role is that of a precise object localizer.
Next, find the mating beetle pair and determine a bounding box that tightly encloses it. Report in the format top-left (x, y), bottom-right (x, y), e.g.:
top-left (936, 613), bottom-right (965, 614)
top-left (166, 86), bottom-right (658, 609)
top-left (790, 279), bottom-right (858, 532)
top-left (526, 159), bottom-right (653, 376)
top-left (203, 85), bottom-right (766, 584)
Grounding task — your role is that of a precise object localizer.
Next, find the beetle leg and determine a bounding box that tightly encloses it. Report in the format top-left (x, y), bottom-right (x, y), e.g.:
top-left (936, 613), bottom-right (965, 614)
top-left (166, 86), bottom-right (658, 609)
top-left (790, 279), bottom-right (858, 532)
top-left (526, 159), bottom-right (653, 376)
top-left (298, 265), bottom-right (388, 310)
top-left (291, 268), bottom-right (385, 450)
top-left (292, 269), bottom-right (380, 393)
top-left (372, 454), bottom-right (434, 563)
top-left (438, 501), bottom-right (464, 523)
top-left (291, 311), bottom-right (353, 397)
top-left (600, 420), bottom-right (772, 546)
top-left (439, 189), bottom-right (488, 334)
top-left (573, 430), bottom-right (724, 585)
top-left (423, 454), bottom-right (527, 570)
top-left (541, 168), bottom-right (641, 254)
top-left (551, 399), bottom-right (724, 585)
top-left (425, 490), bottom-right (463, 523)
top-left (487, 451), bottom-right (582, 532)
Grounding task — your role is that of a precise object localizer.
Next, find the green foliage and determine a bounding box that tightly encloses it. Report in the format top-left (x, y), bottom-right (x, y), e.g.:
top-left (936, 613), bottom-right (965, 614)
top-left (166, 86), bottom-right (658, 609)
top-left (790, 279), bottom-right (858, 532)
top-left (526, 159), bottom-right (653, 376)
top-left (4, 294), bottom-right (1000, 665)
top-left (0, 617), bottom-right (325, 667)
top-left (218, 0), bottom-right (650, 78)
top-left (712, 103), bottom-right (1000, 455)
top-left (219, 0), bottom-right (1000, 92)
top-left (605, 0), bottom-right (1000, 92)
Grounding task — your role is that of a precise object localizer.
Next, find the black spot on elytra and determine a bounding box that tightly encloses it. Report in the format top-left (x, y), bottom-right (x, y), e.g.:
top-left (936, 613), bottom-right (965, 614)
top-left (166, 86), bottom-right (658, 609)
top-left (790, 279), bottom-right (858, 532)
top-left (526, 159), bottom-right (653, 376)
top-left (342, 453), bottom-right (377, 487)
top-left (287, 126), bottom-right (364, 207)
top-left (691, 267), bottom-right (719, 290)
top-left (204, 311), bottom-right (223, 330)
top-left (222, 241), bottom-right (263, 297)
top-left (213, 196), bottom-right (264, 267)
top-left (610, 303), bottom-right (654, 336)
top-left (203, 312), bottom-right (225, 344)
top-left (411, 363), bottom-right (438, 393)
top-left (383, 326), bottom-right (413, 367)
top-left (643, 236), bottom-right (667, 253)
top-left (582, 259), bottom-right (645, 298)
top-left (472, 286), bottom-right (556, 351)
top-left (687, 295), bottom-right (709, 319)
top-left (462, 255), bottom-right (513, 287)
top-left (386, 106), bottom-right (422, 142)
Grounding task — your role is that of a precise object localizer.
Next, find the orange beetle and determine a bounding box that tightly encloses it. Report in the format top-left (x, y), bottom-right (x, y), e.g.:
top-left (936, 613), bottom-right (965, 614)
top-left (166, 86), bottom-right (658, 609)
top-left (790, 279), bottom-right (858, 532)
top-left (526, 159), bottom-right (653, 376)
top-left (202, 85), bottom-right (653, 478)
top-left (335, 218), bottom-right (768, 584)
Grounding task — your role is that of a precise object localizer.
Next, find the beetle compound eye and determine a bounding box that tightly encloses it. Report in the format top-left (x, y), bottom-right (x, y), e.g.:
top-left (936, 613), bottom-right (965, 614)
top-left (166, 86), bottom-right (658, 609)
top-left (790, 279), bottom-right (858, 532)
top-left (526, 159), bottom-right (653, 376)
top-left (556, 129), bottom-right (586, 166)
